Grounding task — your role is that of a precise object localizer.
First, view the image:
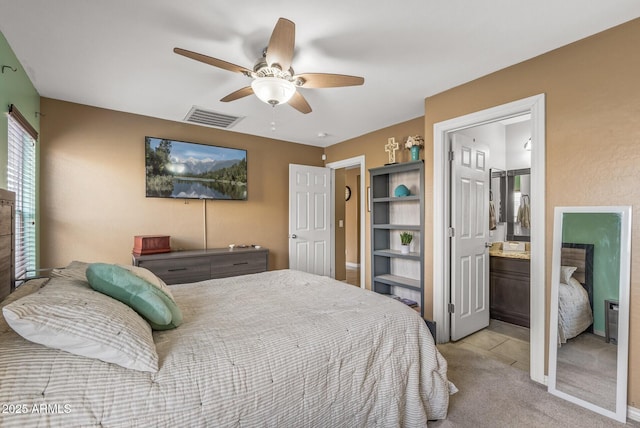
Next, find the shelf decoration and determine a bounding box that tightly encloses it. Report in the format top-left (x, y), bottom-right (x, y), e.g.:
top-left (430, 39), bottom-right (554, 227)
top-left (385, 137), bottom-right (399, 164)
top-left (405, 135), bottom-right (424, 161)
top-left (394, 184), bottom-right (410, 197)
top-left (400, 232), bottom-right (413, 254)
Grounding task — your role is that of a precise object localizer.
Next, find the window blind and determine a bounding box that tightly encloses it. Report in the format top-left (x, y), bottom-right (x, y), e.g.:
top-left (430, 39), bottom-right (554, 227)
top-left (7, 106), bottom-right (37, 284)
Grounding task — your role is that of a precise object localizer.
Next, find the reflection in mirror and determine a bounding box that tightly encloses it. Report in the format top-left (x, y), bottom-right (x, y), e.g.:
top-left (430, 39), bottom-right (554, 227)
top-left (490, 168), bottom-right (506, 226)
top-left (548, 206), bottom-right (631, 423)
top-left (506, 168), bottom-right (530, 241)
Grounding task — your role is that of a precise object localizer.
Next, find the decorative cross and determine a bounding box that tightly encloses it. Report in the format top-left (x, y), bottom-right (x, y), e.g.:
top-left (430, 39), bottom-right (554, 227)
top-left (385, 137), bottom-right (399, 164)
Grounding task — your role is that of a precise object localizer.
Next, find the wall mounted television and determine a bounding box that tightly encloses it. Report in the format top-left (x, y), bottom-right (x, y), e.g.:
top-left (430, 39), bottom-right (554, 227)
top-left (145, 137), bottom-right (247, 200)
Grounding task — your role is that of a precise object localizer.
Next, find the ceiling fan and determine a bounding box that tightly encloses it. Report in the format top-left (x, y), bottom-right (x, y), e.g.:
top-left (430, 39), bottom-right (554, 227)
top-left (174, 18), bottom-right (364, 114)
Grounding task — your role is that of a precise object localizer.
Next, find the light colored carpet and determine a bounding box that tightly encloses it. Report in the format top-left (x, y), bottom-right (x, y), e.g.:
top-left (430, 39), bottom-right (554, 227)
top-left (431, 342), bottom-right (637, 428)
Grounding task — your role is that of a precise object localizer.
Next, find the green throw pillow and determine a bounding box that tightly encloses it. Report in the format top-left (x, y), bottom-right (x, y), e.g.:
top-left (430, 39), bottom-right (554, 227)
top-left (86, 263), bottom-right (183, 330)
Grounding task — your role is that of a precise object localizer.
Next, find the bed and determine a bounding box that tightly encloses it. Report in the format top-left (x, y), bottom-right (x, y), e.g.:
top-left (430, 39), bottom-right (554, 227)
top-left (557, 243), bottom-right (594, 344)
top-left (0, 262), bottom-right (454, 427)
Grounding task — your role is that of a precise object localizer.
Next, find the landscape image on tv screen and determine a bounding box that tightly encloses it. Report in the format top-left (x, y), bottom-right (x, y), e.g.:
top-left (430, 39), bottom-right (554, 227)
top-left (145, 137), bottom-right (247, 200)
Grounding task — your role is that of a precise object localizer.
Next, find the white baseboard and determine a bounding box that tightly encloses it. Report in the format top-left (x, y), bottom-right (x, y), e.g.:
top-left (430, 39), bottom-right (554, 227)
top-left (346, 262), bottom-right (360, 268)
top-left (628, 405), bottom-right (640, 422)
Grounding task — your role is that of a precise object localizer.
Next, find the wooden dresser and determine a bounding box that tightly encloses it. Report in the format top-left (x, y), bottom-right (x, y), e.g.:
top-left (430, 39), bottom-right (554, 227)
top-left (132, 247), bottom-right (268, 285)
top-left (0, 189), bottom-right (15, 301)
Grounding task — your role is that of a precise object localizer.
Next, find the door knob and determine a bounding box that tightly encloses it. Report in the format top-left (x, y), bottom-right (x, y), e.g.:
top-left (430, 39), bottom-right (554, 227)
top-left (485, 242), bottom-right (493, 248)
top-left (291, 234), bottom-right (297, 239)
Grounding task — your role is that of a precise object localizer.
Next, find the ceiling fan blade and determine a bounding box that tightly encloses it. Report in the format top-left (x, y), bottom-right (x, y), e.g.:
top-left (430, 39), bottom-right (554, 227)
top-left (220, 86), bottom-right (254, 102)
top-left (288, 91), bottom-right (312, 114)
top-left (174, 48), bottom-right (252, 75)
top-left (294, 73), bottom-right (364, 88)
top-left (266, 18), bottom-right (295, 72)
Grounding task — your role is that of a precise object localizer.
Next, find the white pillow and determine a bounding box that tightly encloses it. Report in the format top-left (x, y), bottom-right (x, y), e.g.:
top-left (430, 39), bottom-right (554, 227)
top-left (560, 265), bottom-right (578, 285)
top-left (2, 278), bottom-right (158, 373)
top-left (49, 260), bottom-right (90, 281)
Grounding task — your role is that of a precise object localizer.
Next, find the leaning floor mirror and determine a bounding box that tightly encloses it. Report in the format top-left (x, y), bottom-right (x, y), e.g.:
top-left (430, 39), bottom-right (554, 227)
top-left (548, 206), bottom-right (631, 423)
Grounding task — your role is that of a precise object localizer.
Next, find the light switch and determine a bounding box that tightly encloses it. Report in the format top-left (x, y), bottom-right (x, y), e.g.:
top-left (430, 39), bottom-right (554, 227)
top-left (339, 220), bottom-right (344, 228)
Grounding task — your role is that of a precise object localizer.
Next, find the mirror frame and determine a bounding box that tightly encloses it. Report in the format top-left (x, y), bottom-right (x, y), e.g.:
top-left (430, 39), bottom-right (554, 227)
top-left (506, 168), bottom-right (531, 241)
top-left (548, 206), bottom-right (631, 423)
top-left (490, 168), bottom-right (506, 224)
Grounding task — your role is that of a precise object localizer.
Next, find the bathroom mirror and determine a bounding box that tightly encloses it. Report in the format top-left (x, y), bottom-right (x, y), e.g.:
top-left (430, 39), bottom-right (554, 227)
top-left (548, 206), bottom-right (631, 423)
top-left (490, 168), bottom-right (506, 225)
top-left (506, 168), bottom-right (530, 241)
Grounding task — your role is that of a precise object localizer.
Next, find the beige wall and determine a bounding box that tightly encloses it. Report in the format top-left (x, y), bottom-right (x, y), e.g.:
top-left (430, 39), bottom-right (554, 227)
top-left (324, 117), bottom-right (426, 289)
top-left (423, 19), bottom-right (640, 405)
top-left (39, 98), bottom-right (323, 270)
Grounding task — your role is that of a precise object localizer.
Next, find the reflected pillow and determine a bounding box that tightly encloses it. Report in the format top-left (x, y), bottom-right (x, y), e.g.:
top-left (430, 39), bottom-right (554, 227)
top-left (2, 279), bottom-right (158, 372)
top-left (86, 263), bottom-right (182, 330)
top-left (560, 265), bottom-right (578, 285)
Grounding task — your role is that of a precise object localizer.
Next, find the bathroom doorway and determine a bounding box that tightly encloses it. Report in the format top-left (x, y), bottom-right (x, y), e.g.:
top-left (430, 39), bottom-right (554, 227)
top-left (433, 94), bottom-right (546, 384)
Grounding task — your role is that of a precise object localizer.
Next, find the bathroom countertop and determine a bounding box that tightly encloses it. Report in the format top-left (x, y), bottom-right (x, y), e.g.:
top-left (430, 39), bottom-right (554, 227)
top-left (489, 249), bottom-right (531, 260)
top-left (489, 242), bottom-right (531, 260)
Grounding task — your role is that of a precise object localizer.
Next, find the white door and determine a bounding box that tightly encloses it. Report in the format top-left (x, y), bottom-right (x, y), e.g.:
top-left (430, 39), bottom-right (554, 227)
top-left (450, 134), bottom-right (490, 341)
top-left (289, 164), bottom-right (331, 276)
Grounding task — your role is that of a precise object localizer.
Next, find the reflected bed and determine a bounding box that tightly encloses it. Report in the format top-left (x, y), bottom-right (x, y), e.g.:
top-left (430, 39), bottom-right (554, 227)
top-left (557, 243), bottom-right (594, 344)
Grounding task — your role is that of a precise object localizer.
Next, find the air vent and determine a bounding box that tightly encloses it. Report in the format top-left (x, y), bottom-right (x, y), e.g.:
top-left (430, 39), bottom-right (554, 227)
top-left (184, 106), bottom-right (244, 129)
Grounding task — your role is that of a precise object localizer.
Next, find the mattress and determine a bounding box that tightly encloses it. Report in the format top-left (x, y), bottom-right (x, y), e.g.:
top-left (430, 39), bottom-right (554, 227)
top-left (0, 269), bottom-right (453, 427)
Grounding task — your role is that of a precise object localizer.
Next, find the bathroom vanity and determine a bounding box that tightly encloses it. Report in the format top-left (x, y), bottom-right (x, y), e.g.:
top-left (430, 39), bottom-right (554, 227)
top-left (489, 244), bottom-right (530, 328)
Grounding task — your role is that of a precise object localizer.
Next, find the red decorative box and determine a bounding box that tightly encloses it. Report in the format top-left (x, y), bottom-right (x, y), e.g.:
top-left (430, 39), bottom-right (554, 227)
top-left (133, 235), bottom-right (171, 256)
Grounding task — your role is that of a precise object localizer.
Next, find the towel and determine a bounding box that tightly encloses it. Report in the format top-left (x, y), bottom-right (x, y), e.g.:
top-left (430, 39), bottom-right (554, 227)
top-left (489, 200), bottom-right (497, 230)
top-left (517, 195), bottom-right (530, 229)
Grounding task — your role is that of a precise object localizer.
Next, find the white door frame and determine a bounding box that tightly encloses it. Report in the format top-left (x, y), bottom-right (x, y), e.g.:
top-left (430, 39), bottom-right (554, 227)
top-left (326, 155), bottom-right (366, 289)
top-left (433, 94), bottom-right (546, 384)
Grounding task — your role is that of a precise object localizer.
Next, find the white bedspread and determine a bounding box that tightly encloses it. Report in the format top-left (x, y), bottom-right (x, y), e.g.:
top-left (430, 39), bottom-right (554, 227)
top-left (0, 269), bottom-right (453, 427)
top-left (557, 277), bottom-right (593, 344)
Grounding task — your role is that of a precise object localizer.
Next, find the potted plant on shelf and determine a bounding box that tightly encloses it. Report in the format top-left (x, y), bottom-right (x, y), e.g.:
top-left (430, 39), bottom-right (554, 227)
top-left (404, 135), bottom-right (424, 161)
top-left (400, 232), bottom-right (413, 254)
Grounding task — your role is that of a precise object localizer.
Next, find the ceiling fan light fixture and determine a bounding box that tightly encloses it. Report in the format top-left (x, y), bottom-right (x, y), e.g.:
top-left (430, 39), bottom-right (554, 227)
top-left (251, 77), bottom-right (296, 106)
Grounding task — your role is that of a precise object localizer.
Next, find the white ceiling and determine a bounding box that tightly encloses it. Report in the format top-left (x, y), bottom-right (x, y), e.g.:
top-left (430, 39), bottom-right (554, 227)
top-left (1, 1), bottom-right (639, 147)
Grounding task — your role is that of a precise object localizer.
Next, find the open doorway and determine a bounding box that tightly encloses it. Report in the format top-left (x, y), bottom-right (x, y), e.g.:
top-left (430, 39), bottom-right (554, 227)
top-left (327, 156), bottom-right (366, 289)
top-left (344, 169), bottom-right (362, 286)
top-left (333, 167), bottom-right (361, 286)
top-left (432, 94), bottom-right (546, 384)
top-left (448, 115), bottom-right (532, 369)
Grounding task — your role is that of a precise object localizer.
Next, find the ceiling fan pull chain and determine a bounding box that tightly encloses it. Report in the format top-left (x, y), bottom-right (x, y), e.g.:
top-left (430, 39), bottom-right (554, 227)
top-left (271, 106), bottom-right (277, 132)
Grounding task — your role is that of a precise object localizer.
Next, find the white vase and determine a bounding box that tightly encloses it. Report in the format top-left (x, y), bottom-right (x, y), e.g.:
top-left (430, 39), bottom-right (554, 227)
top-left (401, 244), bottom-right (410, 254)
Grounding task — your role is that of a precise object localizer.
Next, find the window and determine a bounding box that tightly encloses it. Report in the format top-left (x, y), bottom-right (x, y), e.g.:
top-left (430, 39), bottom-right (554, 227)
top-left (7, 104), bottom-right (37, 284)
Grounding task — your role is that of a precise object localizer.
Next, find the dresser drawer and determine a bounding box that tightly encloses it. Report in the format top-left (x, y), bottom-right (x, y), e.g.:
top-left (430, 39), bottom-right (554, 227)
top-left (210, 251), bottom-right (268, 278)
top-left (490, 256), bottom-right (530, 275)
top-left (137, 257), bottom-right (211, 285)
top-left (133, 248), bottom-right (269, 284)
